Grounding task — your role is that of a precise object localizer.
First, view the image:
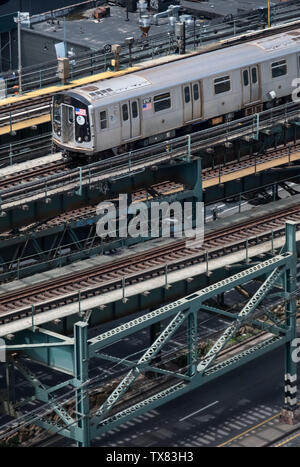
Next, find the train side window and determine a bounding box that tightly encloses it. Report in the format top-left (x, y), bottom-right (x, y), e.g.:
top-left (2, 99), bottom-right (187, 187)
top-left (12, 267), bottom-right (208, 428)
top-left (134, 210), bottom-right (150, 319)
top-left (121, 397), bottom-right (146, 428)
top-left (100, 110), bottom-right (107, 129)
top-left (132, 101), bottom-right (138, 118)
top-left (271, 60), bottom-right (287, 78)
top-left (251, 67), bottom-right (257, 84)
top-left (154, 92), bottom-right (171, 112)
top-left (184, 86), bottom-right (191, 103)
top-left (122, 104), bottom-right (129, 121)
top-left (243, 70), bottom-right (249, 86)
top-left (193, 83), bottom-right (199, 101)
top-left (214, 76), bottom-right (231, 94)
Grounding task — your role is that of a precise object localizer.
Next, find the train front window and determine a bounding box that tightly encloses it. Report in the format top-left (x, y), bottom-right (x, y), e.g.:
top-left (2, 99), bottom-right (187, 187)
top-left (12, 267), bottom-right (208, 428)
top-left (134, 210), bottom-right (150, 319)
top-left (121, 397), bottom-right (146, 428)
top-left (271, 60), bottom-right (287, 78)
top-left (53, 102), bottom-right (61, 124)
top-left (68, 106), bottom-right (74, 124)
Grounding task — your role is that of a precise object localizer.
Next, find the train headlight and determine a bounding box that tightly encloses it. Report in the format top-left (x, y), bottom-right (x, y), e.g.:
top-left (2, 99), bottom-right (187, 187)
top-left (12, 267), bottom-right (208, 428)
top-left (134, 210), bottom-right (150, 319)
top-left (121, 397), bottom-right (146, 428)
top-left (84, 136), bottom-right (89, 142)
top-left (77, 137), bottom-right (82, 143)
top-left (57, 130), bottom-right (61, 136)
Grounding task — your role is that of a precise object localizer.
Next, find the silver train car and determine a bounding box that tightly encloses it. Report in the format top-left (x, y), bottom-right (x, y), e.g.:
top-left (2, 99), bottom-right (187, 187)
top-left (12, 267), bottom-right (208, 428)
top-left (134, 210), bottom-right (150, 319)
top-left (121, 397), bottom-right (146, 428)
top-left (53, 29), bottom-right (300, 159)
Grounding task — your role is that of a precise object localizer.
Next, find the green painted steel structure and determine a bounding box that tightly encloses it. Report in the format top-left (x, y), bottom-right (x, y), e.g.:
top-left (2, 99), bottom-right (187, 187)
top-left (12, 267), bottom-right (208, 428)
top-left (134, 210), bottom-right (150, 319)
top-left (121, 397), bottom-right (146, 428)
top-left (0, 221), bottom-right (298, 446)
top-left (0, 13), bottom-right (16, 34)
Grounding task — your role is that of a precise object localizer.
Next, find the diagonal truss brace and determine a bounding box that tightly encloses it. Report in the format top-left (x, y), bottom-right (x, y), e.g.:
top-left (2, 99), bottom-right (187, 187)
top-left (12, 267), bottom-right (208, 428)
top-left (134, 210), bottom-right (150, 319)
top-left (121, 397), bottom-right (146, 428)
top-left (14, 360), bottom-right (75, 428)
top-left (197, 266), bottom-right (285, 373)
top-left (93, 311), bottom-right (187, 425)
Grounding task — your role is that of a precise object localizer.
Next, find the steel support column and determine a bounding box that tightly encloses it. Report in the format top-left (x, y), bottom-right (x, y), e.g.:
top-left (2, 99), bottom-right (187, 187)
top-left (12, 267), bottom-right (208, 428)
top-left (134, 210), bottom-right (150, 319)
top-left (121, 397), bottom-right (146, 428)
top-left (281, 221), bottom-right (300, 424)
top-left (187, 310), bottom-right (197, 377)
top-left (74, 322), bottom-right (90, 447)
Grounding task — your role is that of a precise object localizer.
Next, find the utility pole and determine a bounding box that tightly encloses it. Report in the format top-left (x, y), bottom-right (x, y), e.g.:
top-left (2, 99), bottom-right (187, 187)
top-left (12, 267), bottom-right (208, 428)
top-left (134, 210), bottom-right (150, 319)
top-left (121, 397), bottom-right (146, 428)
top-left (64, 17), bottom-right (67, 57)
top-left (14, 11), bottom-right (30, 94)
top-left (268, 0), bottom-right (271, 28)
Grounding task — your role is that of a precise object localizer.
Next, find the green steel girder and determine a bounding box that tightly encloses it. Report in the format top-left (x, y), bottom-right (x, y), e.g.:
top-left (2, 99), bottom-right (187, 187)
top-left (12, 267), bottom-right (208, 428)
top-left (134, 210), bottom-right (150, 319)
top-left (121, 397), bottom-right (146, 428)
top-left (14, 360), bottom-right (75, 427)
top-left (200, 304), bottom-right (237, 320)
top-left (93, 311), bottom-right (187, 424)
top-left (0, 161), bottom-right (201, 282)
top-left (1, 222), bottom-right (297, 446)
top-left (92, 353), bottom-right (190, 384)
top-left (197, 265), bottom-right (284, 373)
top-left (7, 327), bottom-right (75, 375)
top-left (0, 159), bottom-right (202, 234)
top-left (93, 335), bottom-right (287, 437)
top-left (88, 252), bottom-right (293, 355)
top-left (187, 310), bottom-right (198, 377)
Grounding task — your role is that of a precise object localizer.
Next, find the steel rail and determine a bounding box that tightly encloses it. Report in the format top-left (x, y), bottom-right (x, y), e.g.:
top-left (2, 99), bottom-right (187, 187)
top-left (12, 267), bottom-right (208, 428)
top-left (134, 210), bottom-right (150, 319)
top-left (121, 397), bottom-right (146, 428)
top-left (1, 101), bottom-right (299, 210)
top-left (0, 205), bottom-right (299, 323)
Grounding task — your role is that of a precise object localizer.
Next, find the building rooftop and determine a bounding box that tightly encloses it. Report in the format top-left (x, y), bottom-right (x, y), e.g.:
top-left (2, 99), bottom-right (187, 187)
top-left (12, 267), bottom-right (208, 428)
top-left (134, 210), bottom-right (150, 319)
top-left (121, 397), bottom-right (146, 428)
top-left (30, 5), bottom-right (172, 52)
top-left (181, 0), bottom-right (280, 18)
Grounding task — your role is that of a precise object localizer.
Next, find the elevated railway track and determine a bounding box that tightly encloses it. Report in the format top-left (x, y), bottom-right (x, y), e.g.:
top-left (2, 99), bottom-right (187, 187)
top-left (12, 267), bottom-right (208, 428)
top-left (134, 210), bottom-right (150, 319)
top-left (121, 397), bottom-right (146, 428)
top-left (0, 203), bottom-right (299, 326)
top-left (1, 100), bottom-right (299, 214)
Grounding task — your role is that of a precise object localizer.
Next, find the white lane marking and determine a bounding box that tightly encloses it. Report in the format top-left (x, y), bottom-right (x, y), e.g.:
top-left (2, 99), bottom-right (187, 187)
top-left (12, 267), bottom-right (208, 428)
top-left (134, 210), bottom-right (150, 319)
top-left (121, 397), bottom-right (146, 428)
top-left (179, 401), bottom-right (219, 422)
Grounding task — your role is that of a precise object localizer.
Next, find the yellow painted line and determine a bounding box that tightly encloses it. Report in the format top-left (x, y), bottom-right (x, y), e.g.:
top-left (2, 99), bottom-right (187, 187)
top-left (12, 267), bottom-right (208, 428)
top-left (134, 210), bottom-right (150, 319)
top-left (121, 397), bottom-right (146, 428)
top-left (217, 413), bottom-right (280, 447)
top-left (0, 67), bottom-right (141, 107)
top-left (274, 431), bottom-right (300, 447)
top-left (203, 152), bottom-right (300, 189)
top-left (0, 114), bottom-right (51, 136)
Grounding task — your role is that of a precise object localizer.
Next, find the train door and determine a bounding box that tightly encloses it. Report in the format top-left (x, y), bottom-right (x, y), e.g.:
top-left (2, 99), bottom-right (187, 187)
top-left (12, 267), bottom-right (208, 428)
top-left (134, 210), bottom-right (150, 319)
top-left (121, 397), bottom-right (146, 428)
top-left (61, 104), bottom-right (75, 143)
top-left (121, 99), bottom-right (141, 141)
top-left (183, 82), bottom-right (202, 122)
top-left (130, 99), bottom-right (140, 139)
top-left (242, 65), bottom-right (260, 105)
top-left (121, 102), bottom-right (131, 140)
top-left (192, 81), bottom-right (202, 120)
top-left (250, 65), bottom-right (259, 101)
top-left (183, 84), bottom-right (193, 122)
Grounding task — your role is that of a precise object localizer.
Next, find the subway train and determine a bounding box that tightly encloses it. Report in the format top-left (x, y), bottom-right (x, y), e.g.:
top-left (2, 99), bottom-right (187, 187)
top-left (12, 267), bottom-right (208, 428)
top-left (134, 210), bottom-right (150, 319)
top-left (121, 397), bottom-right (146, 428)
top-left (52, 29), bottom-right (300, 159)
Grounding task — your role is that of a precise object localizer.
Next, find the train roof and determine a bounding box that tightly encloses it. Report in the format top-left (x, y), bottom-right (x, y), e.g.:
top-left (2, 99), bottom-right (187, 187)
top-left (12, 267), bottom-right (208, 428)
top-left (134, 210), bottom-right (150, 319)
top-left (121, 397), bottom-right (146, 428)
top-left (67, 29), bottom-right (300, 105)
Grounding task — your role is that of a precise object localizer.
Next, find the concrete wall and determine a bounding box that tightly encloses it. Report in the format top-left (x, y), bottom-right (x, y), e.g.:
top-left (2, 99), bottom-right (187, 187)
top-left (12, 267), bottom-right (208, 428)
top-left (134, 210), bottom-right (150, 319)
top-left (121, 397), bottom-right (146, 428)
top-left (9, 27), bottom-right (90, 69)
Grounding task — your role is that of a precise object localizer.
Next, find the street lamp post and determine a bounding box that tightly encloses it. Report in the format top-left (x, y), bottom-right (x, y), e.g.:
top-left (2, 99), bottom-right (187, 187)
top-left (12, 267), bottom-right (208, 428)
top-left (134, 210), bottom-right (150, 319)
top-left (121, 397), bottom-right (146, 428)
top-left (17, 12), bottom-right (22, 94)
top-left (14, 11), bottom-right (29, 94)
